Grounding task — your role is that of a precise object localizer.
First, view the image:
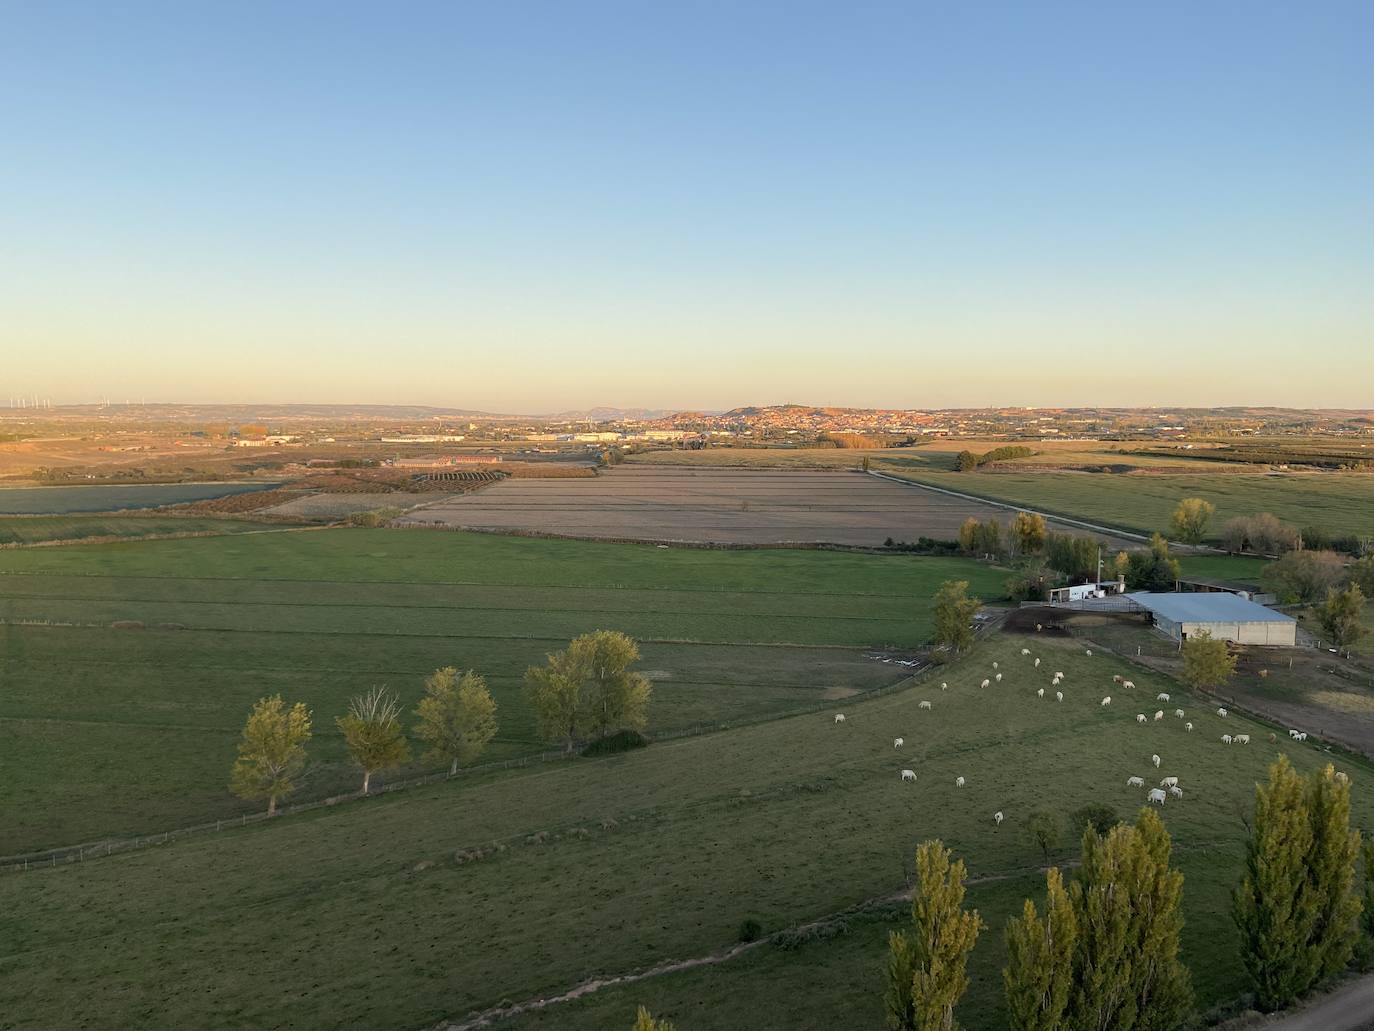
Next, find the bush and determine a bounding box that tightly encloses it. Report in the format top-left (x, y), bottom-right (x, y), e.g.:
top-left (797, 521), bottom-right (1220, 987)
top-left (1070, 804), bottom-right (1119, 836)
top-left (580, 729), bottom-right (650, 757)
top-left (738, 917), bottom-right (764, 943)
top-left (346, 507), bottom-right (404, 527)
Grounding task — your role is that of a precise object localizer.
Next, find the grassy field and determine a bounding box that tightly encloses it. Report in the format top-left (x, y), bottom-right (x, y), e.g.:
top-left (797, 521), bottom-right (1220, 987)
top-left (0, 528), bottom-right (1009, 852)
top-left (0, 481), bottom-right (281, 514)
top-left (0, 514), bottom-right (288, 546)
top-left (3, 632), bottom-right (1366, 1030)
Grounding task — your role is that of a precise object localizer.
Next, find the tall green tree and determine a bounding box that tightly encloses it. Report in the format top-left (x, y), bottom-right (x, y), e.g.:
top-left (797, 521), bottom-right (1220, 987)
top-left (931, 580), bottom-right (981, 657)
top-left (1129, 807), bottom-right (1193, 1031)
top-left (413, 667), bottom-right (499, 774)
top-left (1315, 584), bottom-right (1367, 655)
top-left (1303, 764), bottom-right (1363, 986)
top-left (1169, 498), bottom-right (1215, 545)
top-left (1004, 867), bottom-right (1077, 1031)
top-left (886, 840), bottom-right (984, 1031)
top-left (1350, 554), bottom-right (1374, 595)
top-left (229, 695), bottom-right (312, 816)
top-left (1124, 534), bottom-right (1181, 592)
top-left (1262, 550), bottom-right (1347, 604)
top-left (1180, 630), bottom-right (1237, 690)
top-left (1026, 810), bottom-right (1061, 866)
top-left (1361, 837), bottom-right (1374, 950)
top-left (1011, 511), bottom-right (1049, 556)
top-left (336, 686), bottom-right (410, 794)
top-left (524, 646), bottom-right (590, 752)
top-left (1234, 754), bottom-right (1320, 1009)
top-left (568, 629), bottom-right (652, 740)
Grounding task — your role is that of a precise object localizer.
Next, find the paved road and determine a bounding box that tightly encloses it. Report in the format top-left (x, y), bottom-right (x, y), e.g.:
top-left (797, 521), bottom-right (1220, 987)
top-left (1265, 974), bottom-right (1374, 1030)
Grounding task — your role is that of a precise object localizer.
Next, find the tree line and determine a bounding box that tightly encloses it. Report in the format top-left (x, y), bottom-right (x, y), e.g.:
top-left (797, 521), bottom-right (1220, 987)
top-left (229, 629), bottom-right (651, 814)
top-left (885, 756), bottom-right (1371, 1030)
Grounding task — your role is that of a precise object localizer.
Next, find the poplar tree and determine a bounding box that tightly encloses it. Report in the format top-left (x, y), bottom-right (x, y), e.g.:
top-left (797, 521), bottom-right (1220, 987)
top-left (336, 686), bottom-right (410, 794)
top-left (1361, 837), bottom-right (1374, 947)
top-left (229, 695), bottom-right (312, 816)
top-left (1303, 764), bottom-right (1362, 986)
top-left (414, 667), bottom-right (498, 774)
top-left (569, 629), bottom-right (652, 740)
top-left (1129, 807), bottom-right (1193, 1031)
top-left (1233, 754), bottom-right (1318, 1009)
top-left (931, 581), bottom-right (981, 656)
top-left (524, 647), bottom-right (590, 752)
top-left (886, 840), bottom-right (984, 1031)
top-left (633, 1006), bottom-right (675, 1030)
top-left (1004, 867), bottom-right (1077, 1031)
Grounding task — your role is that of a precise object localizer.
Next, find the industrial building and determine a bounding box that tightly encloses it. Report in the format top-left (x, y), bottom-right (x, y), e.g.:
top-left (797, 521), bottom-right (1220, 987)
top-left (1128, 592), bottom-right (1297, 647)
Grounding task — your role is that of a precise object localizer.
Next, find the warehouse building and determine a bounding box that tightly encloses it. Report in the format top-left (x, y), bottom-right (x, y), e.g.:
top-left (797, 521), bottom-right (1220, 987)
top-left (1128, 592), bottom-right (1297, 647)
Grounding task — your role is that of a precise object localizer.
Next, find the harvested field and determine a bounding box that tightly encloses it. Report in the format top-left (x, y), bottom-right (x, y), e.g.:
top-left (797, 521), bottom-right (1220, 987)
top-left (395, 467), bottom-right (1138, 546)
top-left (257, 492), bottom-right (456, 520)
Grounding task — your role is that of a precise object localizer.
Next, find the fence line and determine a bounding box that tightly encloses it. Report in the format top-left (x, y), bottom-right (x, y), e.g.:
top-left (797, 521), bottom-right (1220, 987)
top-left (0, 662), bottom-right (933, 875)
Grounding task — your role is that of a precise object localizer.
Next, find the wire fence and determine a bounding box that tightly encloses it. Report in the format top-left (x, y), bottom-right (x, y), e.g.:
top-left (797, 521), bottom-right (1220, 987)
top-left (0, 662), bottom-right (934, 876)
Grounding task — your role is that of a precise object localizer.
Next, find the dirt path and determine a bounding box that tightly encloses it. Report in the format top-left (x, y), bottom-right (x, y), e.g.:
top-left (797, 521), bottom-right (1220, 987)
top-left (1257, 973), bottom-right (1374, 1030)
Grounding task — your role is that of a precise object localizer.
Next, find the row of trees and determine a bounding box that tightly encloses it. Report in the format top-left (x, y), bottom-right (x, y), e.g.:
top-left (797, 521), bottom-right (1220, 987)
top-left (523, 629), bottom-right (653, 752)
top-left (1258, 551), bottom-right (1370, 652)
top-left (885, 757), bottom-right (1370, 1029)
top-left (230, 667), bottom-right (499, 813)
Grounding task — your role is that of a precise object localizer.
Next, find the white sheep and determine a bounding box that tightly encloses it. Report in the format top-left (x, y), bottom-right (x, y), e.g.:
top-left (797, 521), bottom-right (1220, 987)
top-left (1169, 785), bottom-right (1183, 799)
top-left (995, 673), bottom-right (1003, 683)
top-left (1296, 732), bottom-right (1308, 742)
top-left (1113, 675), bottom-right (1123, 684)
top-left (1136, 714), bottom-right (1147, 724)
top-left (1101, 696), bottom-right (1112, 706)
top-left (1085, 649), bottom-right (1093, 656)
top-left (1148, 788), bottom-right (1166, 804)
top-left (1185, 722), bottom-right (1193, 732)
top-left (1122, 680), bottom-right (1136, 690)
top-left (1034, 658), bottom-right (1041, 668)
top-left (1127, 776), bottom-right (1145, 787)
top-left (1055, 691), bottom-right (1063, 702)
top-left (1156, 692), bottom-right (1170, 702)
top-left (1036, 623), bottom-right (1043, 631)
top-left (901, 769), bottom-right (916, 782)
top-left (1221, 734), bottom-right (1233, 744)
top-left (1054, 671), bottom-right (1065, 679)
top-left (1151, 753), bottom-right (1161, 768)
top-left (1174, 709), bottom-right (1185, 718)
top-left (1161, 776), bottom-right (1179, 788)
top-left (919, 700), bottom-right (932, 710)
top-left (1235, 734), bottom-right (1250, 745)
top-left (1154, 710), bottom-right (1164, 721)
top-left (834, 713), bottom-right (846, 724)
top-left (994, 811), bottom-right (1005, 825)
top-left (1217, 707), bottom-right (1228, 718)
top-left (941, 682), bottom-right (948, 691)
top-left (980, 679), bottom-right (991, 689)
top-left (992, 662), bottom-right (999, 670)
top-left (956, 776), bottom-right (966, 788)
top-left (894, 737), bottom-right (904, 748)
top-left (1037, 688), bottom-right (1045, 699)
top-left (1021, 648), bottom-right (1031, 656)
top-left (1336, 771), bottom-right (1350, 785)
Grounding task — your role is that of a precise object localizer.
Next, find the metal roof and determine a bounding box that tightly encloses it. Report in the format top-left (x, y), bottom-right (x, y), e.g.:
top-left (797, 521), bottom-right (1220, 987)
top-left (1127, 592), bottom-right (1295, 624)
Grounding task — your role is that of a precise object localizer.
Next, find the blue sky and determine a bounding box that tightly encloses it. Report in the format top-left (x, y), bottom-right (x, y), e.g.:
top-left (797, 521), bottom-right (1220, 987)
top-left (2, 2), bottom-right (1371, 411)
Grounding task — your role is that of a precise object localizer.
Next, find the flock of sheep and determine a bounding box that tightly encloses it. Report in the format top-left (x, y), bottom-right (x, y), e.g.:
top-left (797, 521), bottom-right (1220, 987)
top-left (833, 636), bottom-right (1329, 831)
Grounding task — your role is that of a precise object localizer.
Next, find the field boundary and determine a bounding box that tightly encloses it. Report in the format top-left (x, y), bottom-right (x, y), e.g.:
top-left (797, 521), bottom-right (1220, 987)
top-left (0, 663), bottom-right (933, 873)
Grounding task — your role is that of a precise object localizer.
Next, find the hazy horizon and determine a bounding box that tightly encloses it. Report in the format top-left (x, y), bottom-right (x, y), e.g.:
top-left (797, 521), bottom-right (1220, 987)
top-left (4, 3), bottom-right (1371, 409)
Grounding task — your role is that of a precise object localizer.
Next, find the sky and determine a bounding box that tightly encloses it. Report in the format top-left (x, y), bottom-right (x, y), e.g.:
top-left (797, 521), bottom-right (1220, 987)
top-left (2, 2), bottom-right (1371, 413)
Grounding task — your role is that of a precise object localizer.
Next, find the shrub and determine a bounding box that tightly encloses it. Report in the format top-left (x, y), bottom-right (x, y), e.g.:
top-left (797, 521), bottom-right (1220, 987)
top-left (738, 917), bottom-right (764, 943)
top-left (1070, 804), bottom-right (1119, 836)
top-left (580, 729), bottom-right (650, 757)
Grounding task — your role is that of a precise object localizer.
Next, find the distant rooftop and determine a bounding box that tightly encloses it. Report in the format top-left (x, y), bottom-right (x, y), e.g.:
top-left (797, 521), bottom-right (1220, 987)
top-left (1127, 592), bottom-right (1295, 624)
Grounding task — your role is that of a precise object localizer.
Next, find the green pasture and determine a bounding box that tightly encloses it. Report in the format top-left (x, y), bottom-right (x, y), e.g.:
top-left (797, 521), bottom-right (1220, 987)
top-left (0, 481), bottom-right (280, 514)
top-left (0, 529), bottom-right (1008, 851)
top-left (873, 464), bottom-right (1374, 540)
top-left (0, 514), bottom-right (280, 546)
top-left (3, 633), bottom-right (1366, 1030)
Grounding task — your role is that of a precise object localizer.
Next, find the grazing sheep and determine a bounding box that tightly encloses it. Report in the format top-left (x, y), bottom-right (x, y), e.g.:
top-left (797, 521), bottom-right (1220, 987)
top-left (1174, 709), bottom-right (1185, 719)
top-left (1154, 711), bottom-right (1164, 721)
top-left (994, 811), bottom-right (1004, 825)
top-left (1151, 754), bottom-right (1161, 768)
top-left (1136, 714), bottom-right (1147, 724)
top-left (1185, 722), bottom-right (1193, 732)
top-left (995, 673), bottom-right (1003, 682)
top-left (1156, 693), bottom-right (1170, 702)
top-left (1085, 649), bottom-right (1093, 656)
top-left (1235, 734), bottom-right (1250, 745)
top-left (1113, 675), bottom-right (1123, 684)
top-left (901, 769), bottom-right (916, 783)
top-left (1296, 732), bottom-right (1308, 742)
top-left (1336, 771), bottom-right (1350, 785)
top-left (1036, 623), bottom-right (1043, 631)
top-left (1288, 729), bottom-right (1300, 739)
top-left (1037, 688), bottom-right (1045, 699)
top-left (1221, 734), bottom-right (1233, 744)
top-left (1055, 691), bottom-right (1063, 702)
top-left (1127, 776), bottom-right (1145, 787)
top-left (941, 682), bottom-right (948, 691)
top-left (1034, 658), bottom-right (1041, 668)
top-left (1148, 788), bottom-right (1167, 804)
top-left (1101, 696), bottom-right (1112, 706)
top-left (1122, 680), bottom-right (1136, 690)
top-left (834, 714), bottom-right (846, 724)
top-left (980, 679), bottom-right (991, 689)
top-left (1054, 671), bottom-right (1065, 679)
top-left (894, 738), bottom-right (904, 748)
top-left (1268, 733), bottom-right (1277, 743)
top-left (1217, 707), bottom-right (1228, 718)
top-left (956, 776), bottom-right (966, 788)
top-left (1021, 648), bottom-right (1031, 656)
top-left (1161, 776), bottom-right (1179, 788)
top-left (992, 662), bottom-right (999, 670)
top-left (1169, 785), bottom-right (1183, 799)
top-left (919, 700), bottom-right (933, 710)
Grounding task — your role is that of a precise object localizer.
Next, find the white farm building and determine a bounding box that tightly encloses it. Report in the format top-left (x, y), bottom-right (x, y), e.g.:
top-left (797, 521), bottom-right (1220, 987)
top-left (1128, 592), bottom-right (1297, 647)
